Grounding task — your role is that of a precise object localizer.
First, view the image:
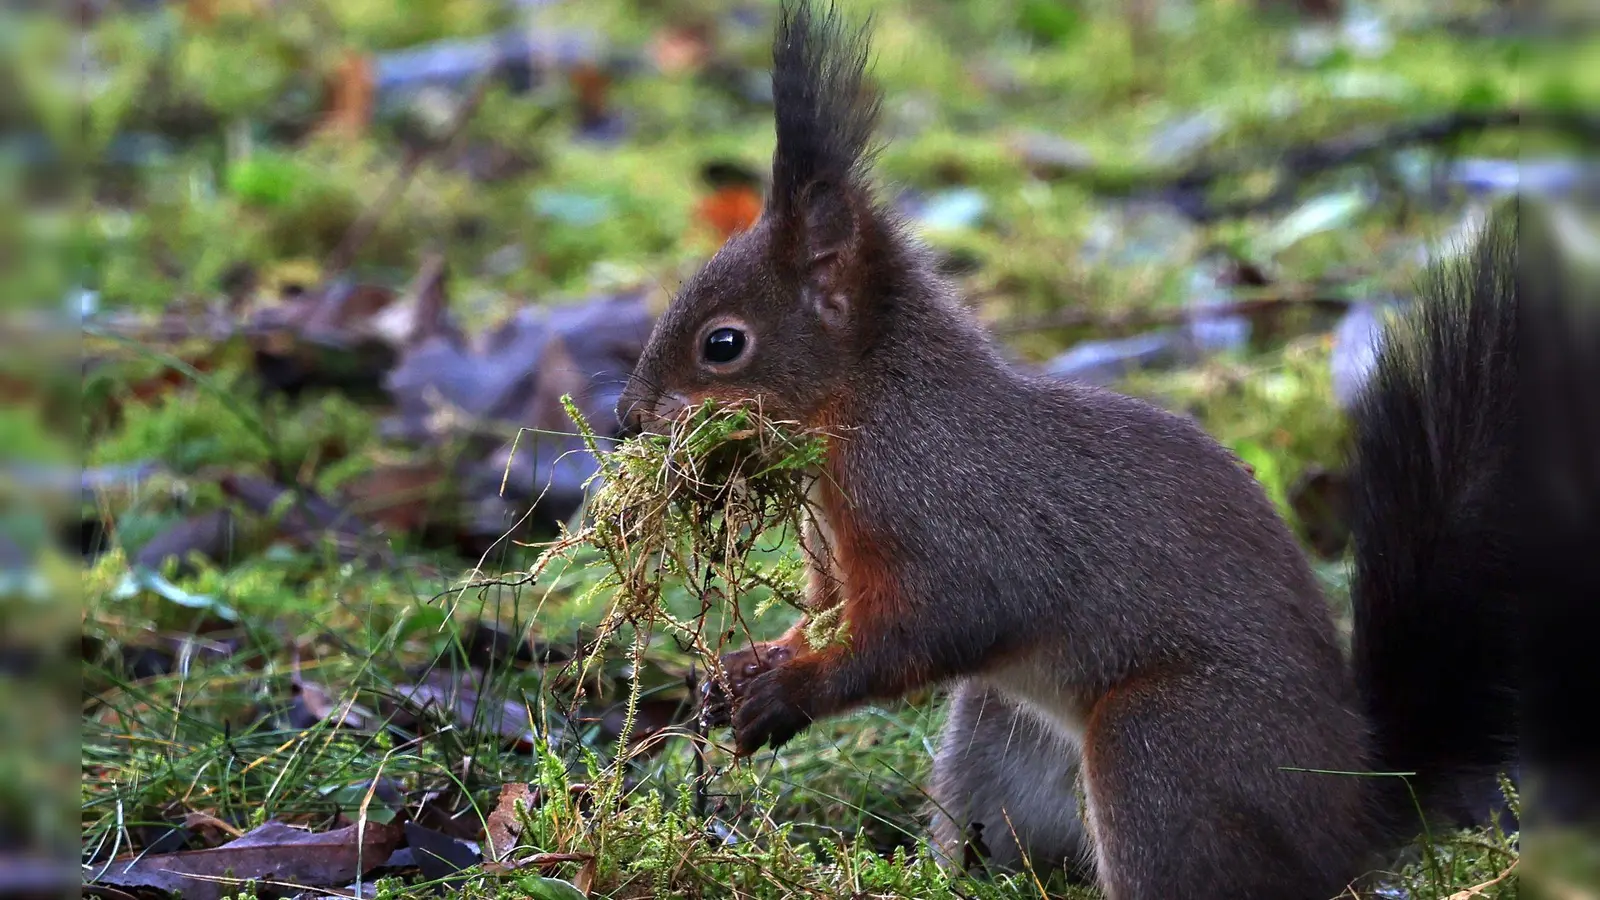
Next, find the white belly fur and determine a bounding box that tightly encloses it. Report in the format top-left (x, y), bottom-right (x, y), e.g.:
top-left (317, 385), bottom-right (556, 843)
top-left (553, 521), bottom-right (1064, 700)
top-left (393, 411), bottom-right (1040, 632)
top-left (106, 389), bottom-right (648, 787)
top-left (979, 664), bottom-right (1108, 880)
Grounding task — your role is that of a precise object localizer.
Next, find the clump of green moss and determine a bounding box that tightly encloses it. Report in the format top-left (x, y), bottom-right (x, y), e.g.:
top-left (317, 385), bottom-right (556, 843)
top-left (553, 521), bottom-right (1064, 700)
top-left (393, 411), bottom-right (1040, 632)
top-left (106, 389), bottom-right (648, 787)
top-left (513, 399), bottom-right (826, 749)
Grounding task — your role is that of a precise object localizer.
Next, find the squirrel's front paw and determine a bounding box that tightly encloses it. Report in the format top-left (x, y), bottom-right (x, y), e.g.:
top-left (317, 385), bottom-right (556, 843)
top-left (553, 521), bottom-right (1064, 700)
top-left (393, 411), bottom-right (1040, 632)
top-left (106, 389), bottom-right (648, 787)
top-left (731, 669), bottom-right (813, 755)
top-left (701, 643), bottom-right (794, 728)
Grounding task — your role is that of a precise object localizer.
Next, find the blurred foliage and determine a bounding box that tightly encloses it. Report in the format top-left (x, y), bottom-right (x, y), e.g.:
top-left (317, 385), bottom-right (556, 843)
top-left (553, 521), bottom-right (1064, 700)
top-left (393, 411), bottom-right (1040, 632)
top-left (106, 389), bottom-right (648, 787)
top-left (54, 0), bottom-right (1564, 896)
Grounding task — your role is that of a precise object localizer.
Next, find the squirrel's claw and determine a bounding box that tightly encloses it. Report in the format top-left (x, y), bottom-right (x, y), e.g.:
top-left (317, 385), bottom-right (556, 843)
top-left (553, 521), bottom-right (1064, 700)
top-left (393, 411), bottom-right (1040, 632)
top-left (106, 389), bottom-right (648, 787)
top-left (701, 643), bottom-right (794, 730)
top-left (699, 679), bottom-right (733, 728)
top-left (731, 669), bottom-right (813, 755)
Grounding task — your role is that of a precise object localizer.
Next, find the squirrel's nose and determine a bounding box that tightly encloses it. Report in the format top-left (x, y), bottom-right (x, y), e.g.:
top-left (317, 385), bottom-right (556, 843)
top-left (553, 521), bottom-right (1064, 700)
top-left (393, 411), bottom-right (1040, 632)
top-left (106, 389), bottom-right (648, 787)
top-left (616, 398), bottom-right (645, 439)
top-left (616, 391), bottom-right (691, 438)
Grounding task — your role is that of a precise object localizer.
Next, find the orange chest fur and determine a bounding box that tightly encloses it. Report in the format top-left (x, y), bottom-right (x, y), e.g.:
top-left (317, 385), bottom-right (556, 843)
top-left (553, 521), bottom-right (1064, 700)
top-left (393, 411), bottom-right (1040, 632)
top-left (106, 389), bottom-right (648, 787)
top-left (803, 462), bottom-right (897, 614)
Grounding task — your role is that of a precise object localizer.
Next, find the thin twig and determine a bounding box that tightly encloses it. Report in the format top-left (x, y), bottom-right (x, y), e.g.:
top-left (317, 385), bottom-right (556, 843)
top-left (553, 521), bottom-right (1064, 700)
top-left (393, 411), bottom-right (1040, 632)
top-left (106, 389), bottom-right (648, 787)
top-left (1446, 860), bottom-right (1518, 899)
top-left (689, 661), bottom-right (709, 820)
top-left (991, 293), bottom-right (1353, 336)
top-left (1059, 108), bottom-right (1596, 221)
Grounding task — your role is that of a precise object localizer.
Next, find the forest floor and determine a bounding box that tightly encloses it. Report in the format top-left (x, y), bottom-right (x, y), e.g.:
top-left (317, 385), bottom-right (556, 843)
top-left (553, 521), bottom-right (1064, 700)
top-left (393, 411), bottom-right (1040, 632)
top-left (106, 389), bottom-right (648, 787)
top-left (42, 0), bottom-right (1583, 896)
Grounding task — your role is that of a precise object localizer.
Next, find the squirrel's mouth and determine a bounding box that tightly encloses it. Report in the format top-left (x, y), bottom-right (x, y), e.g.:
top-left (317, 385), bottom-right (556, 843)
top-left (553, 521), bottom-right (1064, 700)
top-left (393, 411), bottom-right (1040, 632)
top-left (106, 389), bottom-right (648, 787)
top-left (617, 390), bottom-right (692, 439)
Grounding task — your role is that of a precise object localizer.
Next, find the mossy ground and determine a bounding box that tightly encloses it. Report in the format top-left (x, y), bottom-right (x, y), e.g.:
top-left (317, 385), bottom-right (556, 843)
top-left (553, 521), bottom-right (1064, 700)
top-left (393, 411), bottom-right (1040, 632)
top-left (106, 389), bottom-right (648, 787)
top-left (52, 0), bottom-right (1566, 895)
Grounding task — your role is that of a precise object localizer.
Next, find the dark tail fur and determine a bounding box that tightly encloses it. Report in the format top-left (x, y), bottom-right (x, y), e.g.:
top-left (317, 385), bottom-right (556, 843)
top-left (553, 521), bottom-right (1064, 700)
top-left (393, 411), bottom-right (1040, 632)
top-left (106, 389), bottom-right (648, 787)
top-left (1348, 203), bottom-right (1522, 832)
top-left (769, 0), bottom-right (881, 214)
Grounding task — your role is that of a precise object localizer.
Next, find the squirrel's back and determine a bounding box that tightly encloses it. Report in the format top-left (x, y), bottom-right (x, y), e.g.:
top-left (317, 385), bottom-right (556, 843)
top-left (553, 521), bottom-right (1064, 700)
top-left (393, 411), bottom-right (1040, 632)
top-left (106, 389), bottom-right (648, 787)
top-left (836, 291), bottom-right (1339, 664)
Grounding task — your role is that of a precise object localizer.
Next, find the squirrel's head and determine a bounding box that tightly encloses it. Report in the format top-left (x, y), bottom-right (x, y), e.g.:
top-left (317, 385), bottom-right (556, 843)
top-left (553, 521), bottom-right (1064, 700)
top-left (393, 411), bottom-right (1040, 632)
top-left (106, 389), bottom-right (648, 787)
top-left (618, 0), bottom-right (907, 435)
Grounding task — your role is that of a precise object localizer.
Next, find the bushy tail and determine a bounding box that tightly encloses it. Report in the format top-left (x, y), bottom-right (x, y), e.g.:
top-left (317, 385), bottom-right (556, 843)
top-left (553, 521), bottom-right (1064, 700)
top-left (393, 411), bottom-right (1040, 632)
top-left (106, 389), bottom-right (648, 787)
top-left (1348, 203), bottom-right (1522, 830)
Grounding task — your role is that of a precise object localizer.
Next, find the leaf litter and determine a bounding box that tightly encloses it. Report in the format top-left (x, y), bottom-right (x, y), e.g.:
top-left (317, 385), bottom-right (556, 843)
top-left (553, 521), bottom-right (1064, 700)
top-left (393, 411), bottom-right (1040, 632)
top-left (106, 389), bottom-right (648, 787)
top-left (91, 820), bottom-right (404, 900)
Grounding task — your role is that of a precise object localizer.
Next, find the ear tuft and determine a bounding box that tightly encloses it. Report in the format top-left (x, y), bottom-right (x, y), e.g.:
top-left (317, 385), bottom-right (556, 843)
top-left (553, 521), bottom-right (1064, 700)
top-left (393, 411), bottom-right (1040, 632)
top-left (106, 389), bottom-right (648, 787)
top-left (770, 1), bottom-right (881, 215)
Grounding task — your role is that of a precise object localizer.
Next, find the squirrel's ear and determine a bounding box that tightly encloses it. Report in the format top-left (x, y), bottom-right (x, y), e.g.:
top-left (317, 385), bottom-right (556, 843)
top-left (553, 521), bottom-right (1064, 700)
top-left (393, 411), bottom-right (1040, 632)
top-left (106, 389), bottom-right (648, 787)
top-left (767, 0), bottom-right (880, 334)
top-left (795, 179), bottom-right (865, 332)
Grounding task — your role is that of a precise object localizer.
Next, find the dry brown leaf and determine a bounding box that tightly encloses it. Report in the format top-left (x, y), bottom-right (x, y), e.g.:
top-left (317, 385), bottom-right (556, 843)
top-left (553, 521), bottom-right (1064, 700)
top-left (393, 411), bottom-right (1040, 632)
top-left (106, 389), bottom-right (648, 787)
top-left (697, 186), bottom-right (763, 242)
top-left (90, 820), bottom-right (403, 900)
top-left (569, 64), bottom-right (611, 123)
top-left (573, 854), bottom-right (598, 895)
top-left (183, 0), bottom-right (219, 25)
top-left (180, 811), bottom-right (243, 841)
top-left (341, 463), bottom-right (453, 533)
top-left (484, 783), bottom-right (535, 862)
top-left (321, 50), bottom-right (376, 138)
top-left (650, 24), bottom-right (713, 74)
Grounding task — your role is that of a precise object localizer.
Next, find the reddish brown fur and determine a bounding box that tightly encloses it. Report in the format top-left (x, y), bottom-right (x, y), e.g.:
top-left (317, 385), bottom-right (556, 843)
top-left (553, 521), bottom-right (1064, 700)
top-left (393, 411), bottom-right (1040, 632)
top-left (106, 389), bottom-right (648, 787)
top-left (718, 437), bottom-right (930, 746)
top-left (620, 3), bottom-right (1518, 897)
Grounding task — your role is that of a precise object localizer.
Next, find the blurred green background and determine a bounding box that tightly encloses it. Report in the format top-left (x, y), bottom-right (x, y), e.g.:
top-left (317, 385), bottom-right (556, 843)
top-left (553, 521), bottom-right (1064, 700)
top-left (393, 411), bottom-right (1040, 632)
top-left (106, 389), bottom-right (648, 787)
top-left (11, 0), bottom-right (1587, 896)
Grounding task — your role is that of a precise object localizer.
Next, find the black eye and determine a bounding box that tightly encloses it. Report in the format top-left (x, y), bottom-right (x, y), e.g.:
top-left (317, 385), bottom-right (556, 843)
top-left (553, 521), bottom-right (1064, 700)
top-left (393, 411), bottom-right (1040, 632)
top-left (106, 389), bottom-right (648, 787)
top-left (703, 327), bottom-right (747, 364)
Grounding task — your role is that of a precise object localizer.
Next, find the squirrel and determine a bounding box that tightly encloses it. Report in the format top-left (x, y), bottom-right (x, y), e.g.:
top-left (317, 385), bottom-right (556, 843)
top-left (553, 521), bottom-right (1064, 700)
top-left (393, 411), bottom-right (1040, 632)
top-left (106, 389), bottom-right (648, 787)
top-left (615, 2), bottom-right (1519, 897)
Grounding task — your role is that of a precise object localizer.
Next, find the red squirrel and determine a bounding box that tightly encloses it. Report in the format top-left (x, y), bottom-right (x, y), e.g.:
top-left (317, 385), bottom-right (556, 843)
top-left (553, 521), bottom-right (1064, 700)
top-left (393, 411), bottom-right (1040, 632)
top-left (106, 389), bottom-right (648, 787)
top-left (615, 3), bottom-right (1519, 897)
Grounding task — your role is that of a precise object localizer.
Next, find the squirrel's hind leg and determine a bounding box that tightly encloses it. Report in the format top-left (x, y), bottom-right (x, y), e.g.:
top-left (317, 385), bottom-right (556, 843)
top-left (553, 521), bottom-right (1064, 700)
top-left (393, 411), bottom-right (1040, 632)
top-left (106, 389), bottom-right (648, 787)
top-left (1080, 669), bottom-right (1371, 900)
top-left (928, 680), bottom-right (1093, 883)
